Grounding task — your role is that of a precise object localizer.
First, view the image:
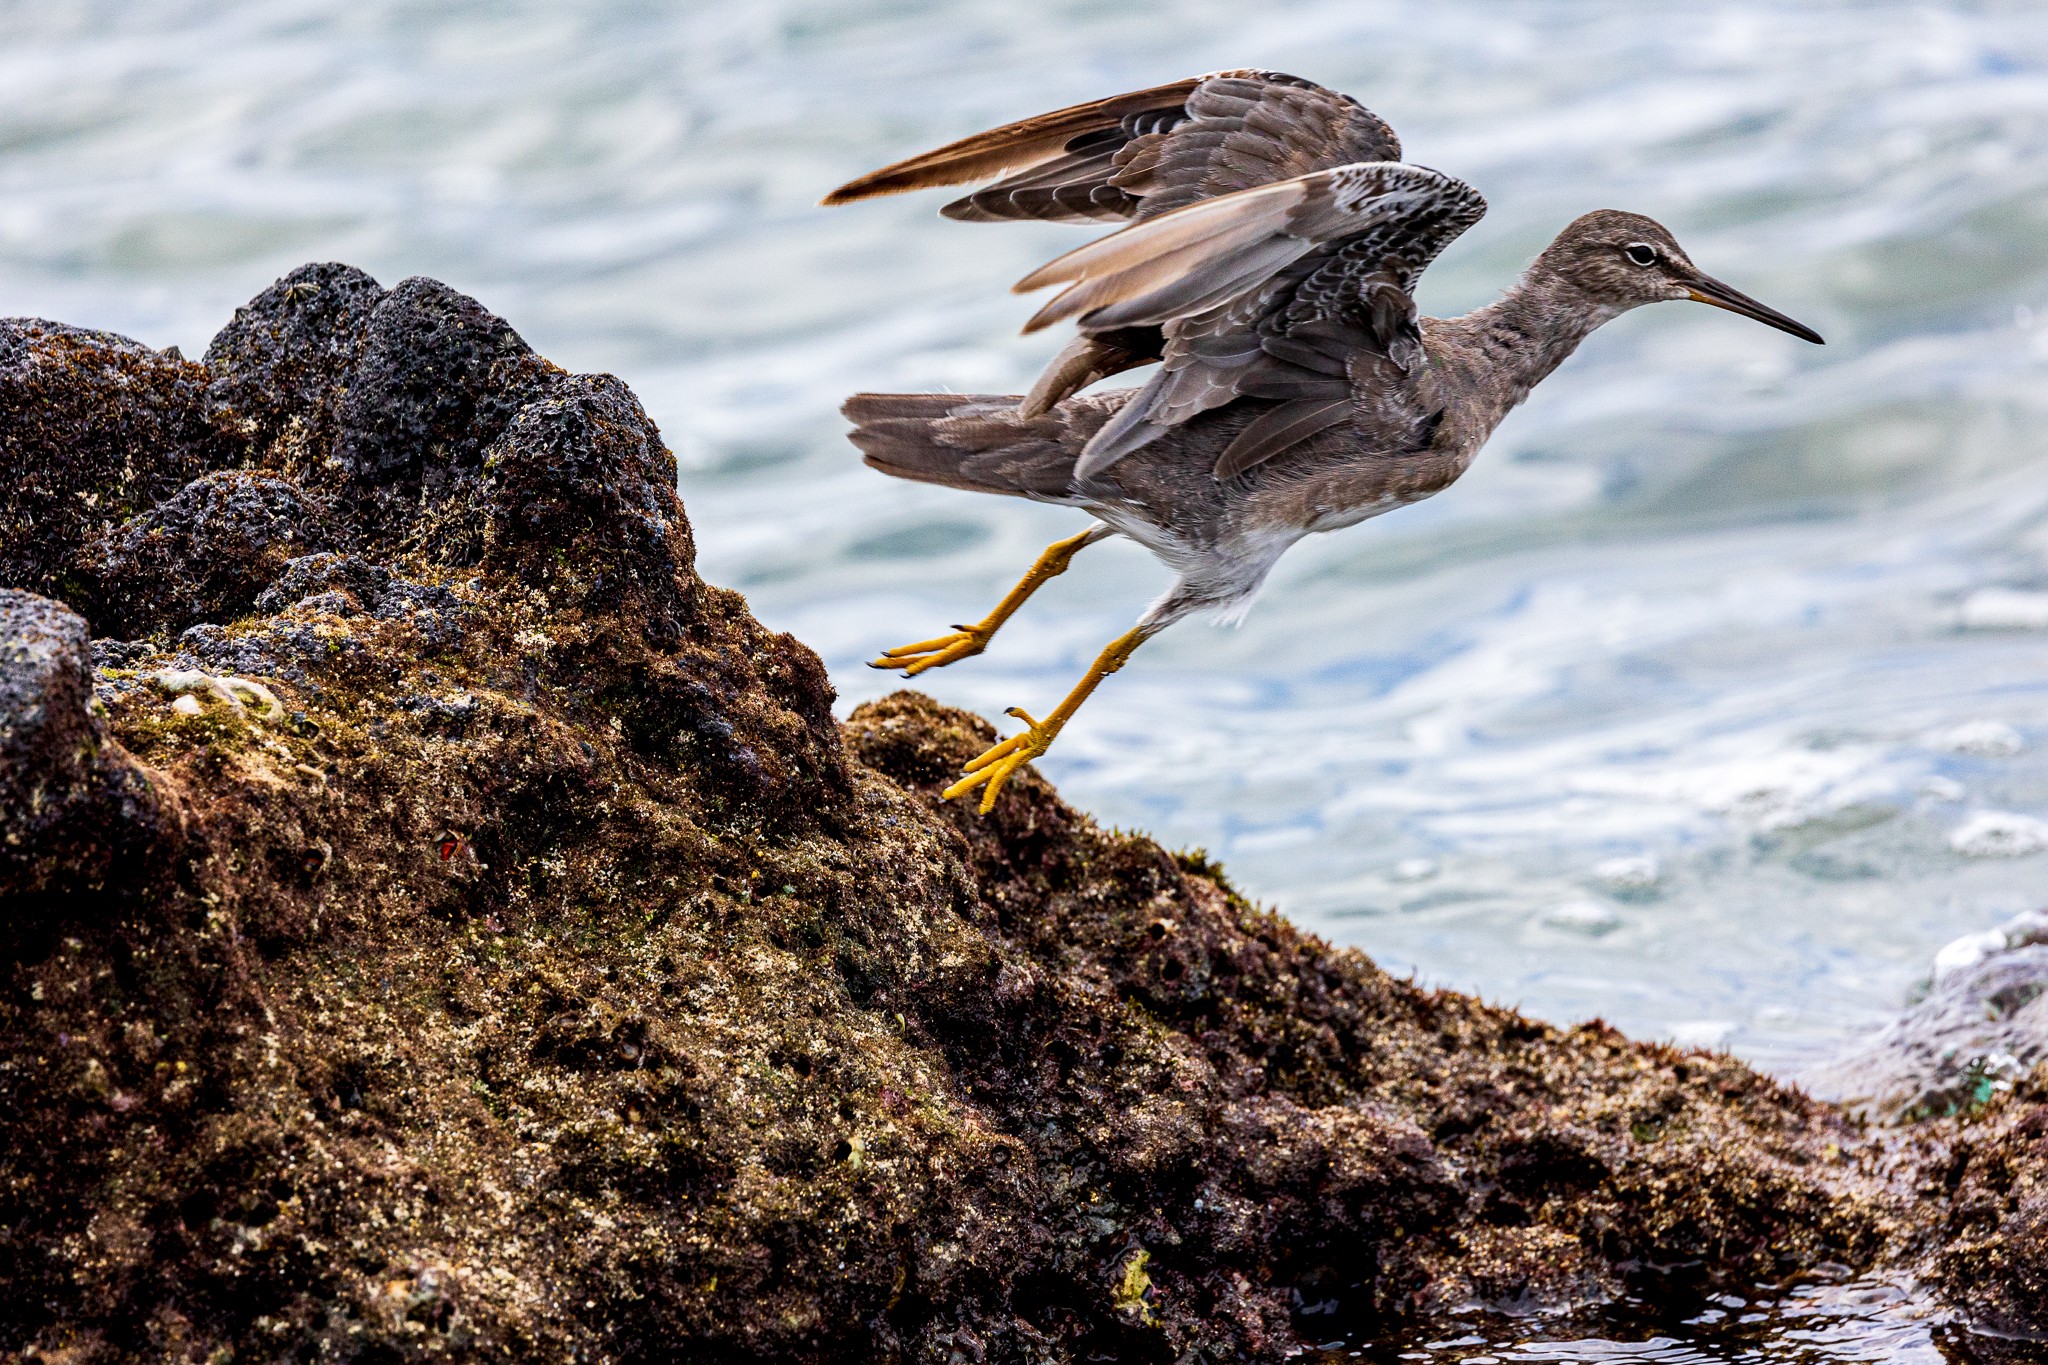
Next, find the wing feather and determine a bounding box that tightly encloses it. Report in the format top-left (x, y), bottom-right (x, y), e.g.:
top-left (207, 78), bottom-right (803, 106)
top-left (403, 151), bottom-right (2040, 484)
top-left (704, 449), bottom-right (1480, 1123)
top-left (1019, 163), bottom-right (1478, 334)
top-left (820, 77), bottom-right (1205, 205)
top-left (940, 146), bottom-right (1137, 223)
top-left (824, 70), bottom-right (1400, 224)
top-left (1018, 331), bottom-right (1158, 418)
top-left (1126, 76), bottom-right (1400, 217)
top-left (1033, 236), bottom-right (1308, 334)
top-left (1045, 161), bottom-right (1484, 479)
top-left (1212, 398), bottom-right (1355, 480)
top-left (1014, 177), bottom-right (1308, 326)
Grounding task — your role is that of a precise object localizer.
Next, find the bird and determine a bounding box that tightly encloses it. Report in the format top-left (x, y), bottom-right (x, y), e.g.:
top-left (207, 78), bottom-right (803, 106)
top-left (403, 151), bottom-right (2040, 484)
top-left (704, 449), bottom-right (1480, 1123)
top-left (824, 70), bottom-right (1823, 813)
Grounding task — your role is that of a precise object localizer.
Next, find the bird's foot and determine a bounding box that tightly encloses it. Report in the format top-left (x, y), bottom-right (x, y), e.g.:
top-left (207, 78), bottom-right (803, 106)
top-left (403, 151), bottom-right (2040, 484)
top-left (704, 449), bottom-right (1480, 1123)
top-left (942, 708), bottom-right (1057, 813)
top-left (869, 624), bottom-right (992, 677)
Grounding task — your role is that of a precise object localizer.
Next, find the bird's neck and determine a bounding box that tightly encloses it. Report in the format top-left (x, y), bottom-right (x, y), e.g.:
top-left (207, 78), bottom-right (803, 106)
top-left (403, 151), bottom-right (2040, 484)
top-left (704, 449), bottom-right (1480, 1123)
top-left (1450, 266), bottom-right (1623, 411)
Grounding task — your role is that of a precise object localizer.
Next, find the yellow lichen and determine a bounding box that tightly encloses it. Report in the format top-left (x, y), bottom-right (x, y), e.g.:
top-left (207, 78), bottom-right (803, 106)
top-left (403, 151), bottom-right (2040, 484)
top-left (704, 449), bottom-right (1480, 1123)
top-left (1112, 1248), bottom-right (1158, 1326)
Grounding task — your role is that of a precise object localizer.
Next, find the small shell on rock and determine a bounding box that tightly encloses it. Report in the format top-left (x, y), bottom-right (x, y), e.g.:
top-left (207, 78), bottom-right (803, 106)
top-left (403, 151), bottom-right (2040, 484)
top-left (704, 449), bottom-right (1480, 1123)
top-left (150, 668), bottom-right (284, 721)
top-left (217, 675), bottom-right (284, 719)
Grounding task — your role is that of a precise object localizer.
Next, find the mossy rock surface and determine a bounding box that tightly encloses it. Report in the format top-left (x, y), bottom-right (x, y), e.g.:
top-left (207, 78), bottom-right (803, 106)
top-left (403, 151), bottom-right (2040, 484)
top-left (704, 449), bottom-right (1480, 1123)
top-left (1, 268), bottom-right (2042, 1361)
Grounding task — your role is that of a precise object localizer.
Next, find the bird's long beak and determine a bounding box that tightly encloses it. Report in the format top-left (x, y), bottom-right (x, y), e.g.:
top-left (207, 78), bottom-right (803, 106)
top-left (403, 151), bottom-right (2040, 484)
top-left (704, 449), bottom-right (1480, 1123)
top-left (1684, 273), bottom-right (1825, 344)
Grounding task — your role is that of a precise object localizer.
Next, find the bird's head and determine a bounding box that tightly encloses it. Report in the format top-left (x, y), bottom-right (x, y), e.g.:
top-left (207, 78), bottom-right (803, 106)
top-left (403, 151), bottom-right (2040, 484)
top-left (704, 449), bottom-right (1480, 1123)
top-left (1541, 209), bottom-right (1824, 344)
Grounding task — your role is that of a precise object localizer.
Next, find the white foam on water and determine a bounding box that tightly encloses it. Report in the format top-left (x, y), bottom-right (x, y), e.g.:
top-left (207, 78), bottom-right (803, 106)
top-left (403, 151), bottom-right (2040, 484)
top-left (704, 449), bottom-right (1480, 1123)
top-left (1959, 588), bottom-right (2048, 630)
top-left (1541, 901), bottom-right (1625, 936)
top-left (1949, 811), bottom-right (2048, 858)
top-left (1927, 719), bottom-right (2026, 755)
top-left (1668, 1020), bottom-right (1737, 1050)
top-left (1590, 855), bottom-right (1660, 894)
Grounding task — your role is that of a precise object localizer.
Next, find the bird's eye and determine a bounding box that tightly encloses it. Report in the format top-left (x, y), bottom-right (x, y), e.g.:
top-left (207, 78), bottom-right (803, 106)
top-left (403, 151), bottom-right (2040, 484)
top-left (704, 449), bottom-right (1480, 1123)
top-left (1624, 243), bottom-right (1658, 267)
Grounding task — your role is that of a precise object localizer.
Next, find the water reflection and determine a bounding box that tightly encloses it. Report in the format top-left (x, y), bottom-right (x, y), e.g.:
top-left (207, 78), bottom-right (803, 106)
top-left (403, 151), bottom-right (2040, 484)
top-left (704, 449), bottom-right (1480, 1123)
top-left (1341, 1277), bottom-right (2043, 1365)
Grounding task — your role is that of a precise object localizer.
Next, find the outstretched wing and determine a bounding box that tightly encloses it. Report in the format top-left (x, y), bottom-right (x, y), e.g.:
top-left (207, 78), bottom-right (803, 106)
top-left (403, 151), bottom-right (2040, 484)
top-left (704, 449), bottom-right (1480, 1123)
top-left (821, 71), bottom-right (1400, 226)
top-left (821, 77), bottom-right (1204, 218)
top-left (1011, 162), bottom-right (1486, 480)
top-left (826, 72), bottom-right (1409, 420)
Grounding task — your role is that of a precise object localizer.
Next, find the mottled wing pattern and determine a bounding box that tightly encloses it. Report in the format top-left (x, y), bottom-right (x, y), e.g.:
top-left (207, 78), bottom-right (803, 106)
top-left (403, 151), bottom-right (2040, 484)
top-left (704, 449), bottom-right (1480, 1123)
top-left (1012, 162), bottom-right (1486, 479)
top-left (821, 71), bottom-right (1400, 226)
top-left (1111, 72), bottom-right (1400, 221)
top-left (819, 77), bottom-right (1204, 216)
top-left (940, 104), bottom-right (1183, 224)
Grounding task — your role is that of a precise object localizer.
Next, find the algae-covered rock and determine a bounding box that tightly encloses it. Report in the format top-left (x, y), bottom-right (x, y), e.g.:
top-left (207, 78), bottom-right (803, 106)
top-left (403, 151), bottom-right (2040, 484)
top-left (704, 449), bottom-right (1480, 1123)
top-left (82, 470), bottom-right (328, 638)
top-left (1809, 929), bottom-right (2048, 1124)
top-left (0, 319), bottom-right (238, 605)
top-left (1918, 1081), bottom-right (2048, 1343)
top-left (0, 267), bottom-right (2034, 1361)
top-left (0, 590), bottom-right (181, 905)
top-left (202, 262), bottom-right (388, 460)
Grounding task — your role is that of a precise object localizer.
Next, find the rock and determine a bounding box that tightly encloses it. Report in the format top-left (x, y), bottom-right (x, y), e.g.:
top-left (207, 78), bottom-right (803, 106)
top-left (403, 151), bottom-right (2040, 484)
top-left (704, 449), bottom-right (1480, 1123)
top-left (202, 262), bottom-right (388, 463)
top-left (1804, 912), bottom-right (2048, 1341)
top-left (0, 264), bottom-right (2031, 1361)
top-left (0, 590), bottom-right (180, 906)
top-left (1808, 912), bottom-right (2048, 1122)
top-left (1927, 1096), bottom-right (2048, 1341)
top-left (481, 373), bottom-right (696, 641)
top-left (1934, 908), bottom-right (2048, 978)
top-left (331, 276), bottom-right (567, 557)
top-left (0, 318), bottom-right (239, 604)
top-left (336, 275), bottom-right (557, 483)
top-left (82, 470), bottom-right (327, 638)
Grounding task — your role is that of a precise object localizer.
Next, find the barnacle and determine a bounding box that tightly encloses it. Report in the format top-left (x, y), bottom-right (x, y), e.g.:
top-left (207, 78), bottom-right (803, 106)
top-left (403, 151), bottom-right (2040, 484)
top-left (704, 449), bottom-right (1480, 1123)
top-left (151, 668), bottom-right (285, 722)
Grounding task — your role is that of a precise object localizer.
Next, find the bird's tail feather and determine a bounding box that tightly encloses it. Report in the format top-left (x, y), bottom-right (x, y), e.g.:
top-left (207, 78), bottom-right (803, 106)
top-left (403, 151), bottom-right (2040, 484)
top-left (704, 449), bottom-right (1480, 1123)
top-left (843, 393), bottom-right (1084, 500)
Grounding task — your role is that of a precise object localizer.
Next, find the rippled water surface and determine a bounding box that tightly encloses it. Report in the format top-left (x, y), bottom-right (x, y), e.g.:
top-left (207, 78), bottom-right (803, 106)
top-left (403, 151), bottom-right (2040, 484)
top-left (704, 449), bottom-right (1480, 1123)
top-left (8, 1), bottom-right (2048, 1073)
top-left (1343, 1277), bottom-right (1994, 1364)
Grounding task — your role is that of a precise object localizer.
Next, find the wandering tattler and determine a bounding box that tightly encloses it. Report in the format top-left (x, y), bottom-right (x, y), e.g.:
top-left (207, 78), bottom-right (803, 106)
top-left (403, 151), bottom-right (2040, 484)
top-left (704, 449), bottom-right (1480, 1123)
top-left (825, 71), bottom-right (1824, 812)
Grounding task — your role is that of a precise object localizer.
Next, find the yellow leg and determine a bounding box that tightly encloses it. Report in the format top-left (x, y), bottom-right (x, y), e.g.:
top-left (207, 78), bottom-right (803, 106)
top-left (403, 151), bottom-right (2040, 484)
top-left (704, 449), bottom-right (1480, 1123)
top-left (871, 527), bottom-right (1106, 677)
top-left (942, 624), bottom-right (1156, 814)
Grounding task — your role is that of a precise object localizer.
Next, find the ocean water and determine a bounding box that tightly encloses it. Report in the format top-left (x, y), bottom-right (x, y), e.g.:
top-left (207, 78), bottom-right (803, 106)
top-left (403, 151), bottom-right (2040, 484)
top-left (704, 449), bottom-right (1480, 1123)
top-left (1346, 1273), bottom-right (1964, 1364)
top-left (6, 0), bottom-right (2048, 1076)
